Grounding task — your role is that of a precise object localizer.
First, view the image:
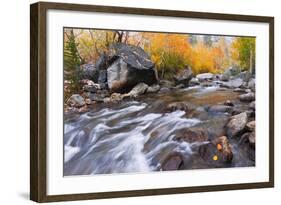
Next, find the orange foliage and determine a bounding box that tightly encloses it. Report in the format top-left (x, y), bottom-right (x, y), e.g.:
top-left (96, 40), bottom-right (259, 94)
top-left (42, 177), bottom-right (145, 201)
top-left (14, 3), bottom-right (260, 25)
top-left (189, 42), bottom-right (225, 74)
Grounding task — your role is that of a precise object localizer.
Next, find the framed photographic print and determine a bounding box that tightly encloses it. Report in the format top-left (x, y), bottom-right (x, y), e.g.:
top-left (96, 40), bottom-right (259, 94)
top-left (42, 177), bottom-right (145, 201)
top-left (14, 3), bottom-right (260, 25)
top-left (30, 1), bottom-right (274, 202)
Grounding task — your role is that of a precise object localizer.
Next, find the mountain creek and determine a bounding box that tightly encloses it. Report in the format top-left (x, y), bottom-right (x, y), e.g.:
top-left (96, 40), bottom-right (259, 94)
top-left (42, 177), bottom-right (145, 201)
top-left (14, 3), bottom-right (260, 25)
top-left (64, 85), bottom-right (255, 176)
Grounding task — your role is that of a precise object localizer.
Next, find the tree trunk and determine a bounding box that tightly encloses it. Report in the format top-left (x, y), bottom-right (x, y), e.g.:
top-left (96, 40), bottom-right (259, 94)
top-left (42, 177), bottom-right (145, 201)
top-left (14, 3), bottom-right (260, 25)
top-left (249, 49), bottom-right (253, 74)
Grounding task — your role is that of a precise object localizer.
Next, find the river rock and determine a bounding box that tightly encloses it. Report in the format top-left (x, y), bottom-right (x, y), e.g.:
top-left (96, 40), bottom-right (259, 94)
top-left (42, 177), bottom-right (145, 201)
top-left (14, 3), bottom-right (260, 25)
top-left (224, 100), bottom-right (234, 106)
top-left (189, 77), bottom-right (200, 86)
top-left (146, 84), bottom-right (160, 93)
top-left (233, 88), bottom-right (245, 93)
top-left (167, 102), bottom-right (189, 112)
top-left (88, 93), bottom-right (104, 102)
top-left (159, 87), bottom-right (170, 94)
top-left (221, 66), bottom-right (240, 81)
top-left (161, 152), bottom-right (184, 171)
top-left (247, 78), bottom-right (255, 91)
top-left (173, 67), bottom-right (193, 86)
top-left (226, 112), bottom-right (248, 137)
top-left (236, 71), bottom-right (252, 82)
top-left (208, 105), bottom-right (232, 113)
top-left (80, 64), bottom-right (99, 81)
top-left (239, 131), bottom-right (255, 149)
top-left (248, 131), bottom-right (255, 148)
top-left (67, 94), bottom-right (85, 107)
top-left (85, 98), bottom-right (92, 105)
top-left (159, 80), bottom-right (174, 88)
top-left (175, 84), bottom-right (185, 89)
top-left (78, 105), bottom-right (89, 113)
top-left (173, 127), bottom-right (208, 143)
top-left (245, 121), bottom-right (255, 132)
top-left (239, 92), bottom-right (255, 102)
top-left (212, 136), bottom-right (233, 162)
top-left (86, 89), bottom-right (110, 102)
top-left (83, 84), bottom-right (100, 93)
top-left (221, 78), bottom-right (243, 88)
top-left (108, 93), bottom-right (124, 102)
top-left (123, 83), bottom-right (149, 98)
top-left (107, 43), bottom-right (158, 93)
top-left (249, 101), bottom-right (255, 110)
top-left (196, 73), bottom-right (214, 82)
top-left (198, 136), bottom-right (233, 165)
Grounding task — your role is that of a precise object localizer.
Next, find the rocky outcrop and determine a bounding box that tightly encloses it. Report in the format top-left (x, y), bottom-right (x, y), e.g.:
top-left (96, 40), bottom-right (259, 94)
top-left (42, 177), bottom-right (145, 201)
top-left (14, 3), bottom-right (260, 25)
top-left (106, 43), bottom-right (158, 93)
top-left (226, 112), bottom-right (248, 137)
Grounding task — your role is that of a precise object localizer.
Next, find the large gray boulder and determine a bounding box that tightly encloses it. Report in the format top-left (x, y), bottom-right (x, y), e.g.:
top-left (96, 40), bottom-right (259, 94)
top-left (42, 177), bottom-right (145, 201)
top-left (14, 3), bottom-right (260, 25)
top-left (107, 43), bottom-right (158, 93)
top-left (79, 64), bottom-right (99, 82)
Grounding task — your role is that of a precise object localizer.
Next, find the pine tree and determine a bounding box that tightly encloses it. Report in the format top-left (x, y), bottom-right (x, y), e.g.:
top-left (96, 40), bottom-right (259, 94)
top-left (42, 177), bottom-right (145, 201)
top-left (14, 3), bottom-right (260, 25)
top-left (64, 29), bottom-right (83, 99)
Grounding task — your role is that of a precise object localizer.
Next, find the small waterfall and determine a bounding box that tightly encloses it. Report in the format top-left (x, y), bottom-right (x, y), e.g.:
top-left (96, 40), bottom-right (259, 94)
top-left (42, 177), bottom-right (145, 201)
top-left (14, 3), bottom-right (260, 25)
top-left (64, 102), bottom-right (201, 176)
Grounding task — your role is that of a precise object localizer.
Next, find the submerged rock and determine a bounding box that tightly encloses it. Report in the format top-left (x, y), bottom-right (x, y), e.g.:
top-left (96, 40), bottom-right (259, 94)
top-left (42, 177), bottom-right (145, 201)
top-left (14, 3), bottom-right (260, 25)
top-left (226, 112), bottom-right (248, 137)
top-left (106, 43), bottom-right (158, 93)
top-left (208, 105), bottom-right (232, 113)
top-left (167, 102), bottom-right (189, 112)
top-left (173, 127), bottom-right (208, 143)
top-left (161, 152), bottom-right (184, 171)
top-left (66, 94), bottom-right (85, 107)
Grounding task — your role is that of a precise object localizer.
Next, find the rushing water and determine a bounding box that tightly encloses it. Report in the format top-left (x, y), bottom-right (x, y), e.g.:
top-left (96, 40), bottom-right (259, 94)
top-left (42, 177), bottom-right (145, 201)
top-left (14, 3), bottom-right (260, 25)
top-left (64, 86), bottom-right (254, 176)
